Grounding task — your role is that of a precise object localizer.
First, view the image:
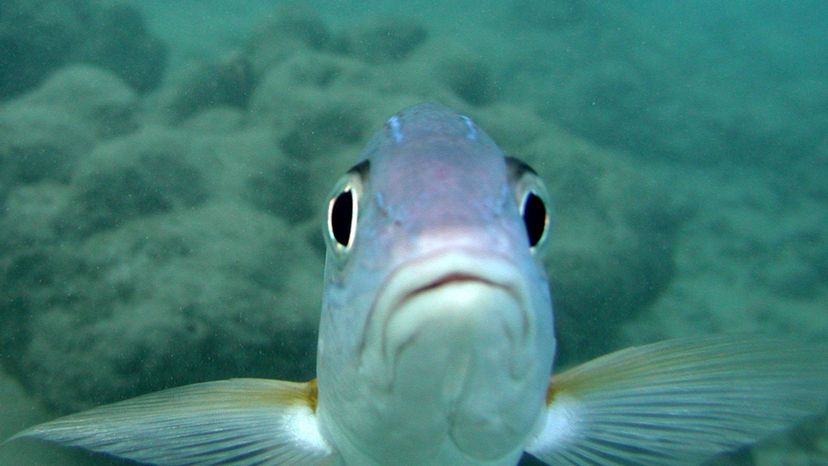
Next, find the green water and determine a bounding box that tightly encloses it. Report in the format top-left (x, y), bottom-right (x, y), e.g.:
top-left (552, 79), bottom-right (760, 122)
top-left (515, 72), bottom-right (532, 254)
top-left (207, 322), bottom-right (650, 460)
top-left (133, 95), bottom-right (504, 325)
top-left (1, 1), bottom-right (826, 464)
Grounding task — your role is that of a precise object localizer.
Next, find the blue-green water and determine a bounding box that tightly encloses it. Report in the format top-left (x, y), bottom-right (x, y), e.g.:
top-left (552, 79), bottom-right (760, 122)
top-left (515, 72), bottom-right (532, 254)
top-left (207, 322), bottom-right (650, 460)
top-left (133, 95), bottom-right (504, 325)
top-left (1, 1), bottom-right (826, 464)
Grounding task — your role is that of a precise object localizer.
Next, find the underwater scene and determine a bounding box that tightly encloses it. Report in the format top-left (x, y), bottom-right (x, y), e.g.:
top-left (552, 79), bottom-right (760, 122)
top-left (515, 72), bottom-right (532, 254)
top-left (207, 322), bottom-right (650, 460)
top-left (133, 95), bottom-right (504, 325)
top-left (1, 0), bottom-right (826, 464)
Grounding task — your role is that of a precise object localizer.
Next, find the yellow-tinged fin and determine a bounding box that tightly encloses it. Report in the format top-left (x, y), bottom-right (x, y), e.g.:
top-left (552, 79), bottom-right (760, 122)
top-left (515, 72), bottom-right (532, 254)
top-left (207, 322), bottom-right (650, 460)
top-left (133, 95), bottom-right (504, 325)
top-left (525, 336), bottom-right (828, 466)
top-left (8, 378), bottom-right (336, 466)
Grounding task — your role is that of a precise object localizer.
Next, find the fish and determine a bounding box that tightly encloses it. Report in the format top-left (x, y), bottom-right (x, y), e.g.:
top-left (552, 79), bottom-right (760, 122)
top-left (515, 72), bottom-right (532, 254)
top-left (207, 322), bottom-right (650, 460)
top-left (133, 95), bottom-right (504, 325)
top-left (6, 103), bottom-right (828, 465)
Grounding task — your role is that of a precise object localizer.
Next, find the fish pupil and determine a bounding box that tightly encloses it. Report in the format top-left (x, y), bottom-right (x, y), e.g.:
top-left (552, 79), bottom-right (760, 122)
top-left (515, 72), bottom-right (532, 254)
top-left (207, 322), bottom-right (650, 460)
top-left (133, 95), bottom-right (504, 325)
top-left (522, 192), bottom-right (546, 247)
top-left (331, 189), bottom-right (354, 247)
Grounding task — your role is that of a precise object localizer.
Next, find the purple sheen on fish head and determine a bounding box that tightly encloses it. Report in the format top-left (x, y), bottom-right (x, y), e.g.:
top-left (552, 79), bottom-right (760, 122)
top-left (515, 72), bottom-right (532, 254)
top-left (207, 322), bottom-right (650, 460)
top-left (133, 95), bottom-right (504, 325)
top-left (366, 104), bottom-right (522, 255)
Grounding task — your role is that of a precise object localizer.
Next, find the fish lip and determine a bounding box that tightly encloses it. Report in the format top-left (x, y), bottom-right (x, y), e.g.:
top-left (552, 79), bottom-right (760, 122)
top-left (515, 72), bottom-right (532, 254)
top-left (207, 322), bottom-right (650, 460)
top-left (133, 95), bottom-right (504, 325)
top-left (358, 247), bottom-right (532, 388)
top-left (399, 272), bottom-right (500, 308)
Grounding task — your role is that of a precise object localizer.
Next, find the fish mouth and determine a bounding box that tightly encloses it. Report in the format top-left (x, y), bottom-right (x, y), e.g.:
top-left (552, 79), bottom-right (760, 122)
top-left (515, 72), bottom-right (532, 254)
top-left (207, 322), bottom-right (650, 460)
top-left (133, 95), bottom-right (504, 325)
top-left (401, 273), bottom-right (499, 305)
top-left (358, 248), bottom-right (535, 391)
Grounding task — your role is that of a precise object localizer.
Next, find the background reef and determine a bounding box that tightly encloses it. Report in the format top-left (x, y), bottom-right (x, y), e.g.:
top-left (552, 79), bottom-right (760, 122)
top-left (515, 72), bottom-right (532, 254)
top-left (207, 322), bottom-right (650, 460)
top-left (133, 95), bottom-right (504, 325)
top-left (1, 1), bottom-right (826, 465)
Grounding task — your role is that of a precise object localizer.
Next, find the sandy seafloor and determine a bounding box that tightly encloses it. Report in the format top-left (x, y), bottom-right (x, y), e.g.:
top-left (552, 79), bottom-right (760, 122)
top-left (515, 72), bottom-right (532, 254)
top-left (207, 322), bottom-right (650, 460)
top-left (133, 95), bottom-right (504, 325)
top-left (1, 0), bottom-right (827, 465)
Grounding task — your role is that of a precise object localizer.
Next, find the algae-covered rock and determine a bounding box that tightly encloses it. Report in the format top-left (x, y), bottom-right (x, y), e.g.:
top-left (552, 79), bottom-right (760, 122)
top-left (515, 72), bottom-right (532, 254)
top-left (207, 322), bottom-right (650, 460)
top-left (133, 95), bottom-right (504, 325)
top-left (2, 202), bottom-right (321, 413)
top-left (214, 129), bottom-right (316, 224)
top-left (160, 54), bottom-right (256, 122)
top-left (248, 51), bottom-right (376, 131)
top-left (0, 0), bottom-right (166, 99)
top-left (7, 65), bottom-right (140, 138)
top-left (435, 51), bottom-right (497, 107)
top-left (182, 107), bottom-right (247, 134)
top-left (0, 111), bottom-right (326, 413)
top-left (244, 4), bottom-right (332, 78)
top-left (0, 64), bottom-right (139, 205)
top-left (333, 17), bottom-right (428, 64)
top-left (0, 183), bottom-right (71, 251)
top-left (0, 105), bottom-right (94, 203)
top-left (246, 51), bottom-right (379, 200)
top-left (71, 1), bottom-right (167, 93)
top-left (0, 0), bottom-right (86, 99)
top-left (59, 127), bottom-right (207, 235)
top-left (277, 96), bottom-right (370, 162)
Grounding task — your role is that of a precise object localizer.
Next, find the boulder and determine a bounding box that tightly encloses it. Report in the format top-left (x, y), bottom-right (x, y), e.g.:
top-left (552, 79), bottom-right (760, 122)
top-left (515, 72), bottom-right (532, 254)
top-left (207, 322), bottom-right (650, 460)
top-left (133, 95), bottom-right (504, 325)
top-left (0, 0), bottom-right (166, 100)
top-left (7, 65), bottom-right (140, 138)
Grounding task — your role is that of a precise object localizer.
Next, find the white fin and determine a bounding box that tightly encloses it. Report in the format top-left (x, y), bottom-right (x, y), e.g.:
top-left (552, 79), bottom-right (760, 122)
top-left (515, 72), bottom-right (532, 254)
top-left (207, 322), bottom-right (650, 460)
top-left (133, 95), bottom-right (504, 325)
top-left (10, 378), bottom-right (336, 466)
top-left (525, 336), bottom-right (828, 465)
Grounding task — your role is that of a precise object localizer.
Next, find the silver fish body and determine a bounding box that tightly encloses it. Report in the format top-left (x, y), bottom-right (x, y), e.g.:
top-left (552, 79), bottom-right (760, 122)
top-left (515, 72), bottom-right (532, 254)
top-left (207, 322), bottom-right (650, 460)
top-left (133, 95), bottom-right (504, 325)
top-left (316, 104), bottom-right (555, 465)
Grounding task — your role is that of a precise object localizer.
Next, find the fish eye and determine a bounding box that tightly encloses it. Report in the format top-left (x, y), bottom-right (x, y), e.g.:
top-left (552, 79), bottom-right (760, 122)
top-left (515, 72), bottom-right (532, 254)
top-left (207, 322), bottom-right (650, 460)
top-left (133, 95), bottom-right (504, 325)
top-left (506, 157), bottom-right (551, 253)
top-left (325, 162), bottom-right (368, 256)
top-left (521, 191), bottom-right (547, 248)
top-left (329, 188), bottom-right (355, 247)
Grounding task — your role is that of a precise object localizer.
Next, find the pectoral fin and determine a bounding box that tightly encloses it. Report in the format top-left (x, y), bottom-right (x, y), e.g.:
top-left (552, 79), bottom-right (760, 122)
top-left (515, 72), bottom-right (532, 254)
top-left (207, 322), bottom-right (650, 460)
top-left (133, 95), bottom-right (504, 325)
top-left (525, 336), bottom-right (828, 465)
top-left (10, 378), bottom-right (336, 465)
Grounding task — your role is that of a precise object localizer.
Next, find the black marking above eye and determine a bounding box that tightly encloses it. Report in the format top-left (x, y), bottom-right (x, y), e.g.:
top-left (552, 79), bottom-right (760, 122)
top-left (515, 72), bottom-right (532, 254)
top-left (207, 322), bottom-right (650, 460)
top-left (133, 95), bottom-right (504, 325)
top-left (521, 191), bottom-right (547, 248)
top-left (330, 189), bottom-right (354, 247)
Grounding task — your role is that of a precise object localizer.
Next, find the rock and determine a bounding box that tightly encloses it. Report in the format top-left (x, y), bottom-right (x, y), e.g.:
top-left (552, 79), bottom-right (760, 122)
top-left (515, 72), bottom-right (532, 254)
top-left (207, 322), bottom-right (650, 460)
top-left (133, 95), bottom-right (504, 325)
top-left (333, 17), bottom-right (427, 64)
top-left (0, 182), bottom-right (71, 251)
top-left (71, 1), bottom-right (167, 93)
top-left (248, 51), bottom-right (375, 130)
top-left (60, 127), bottom-right (208, 235)
top-left (244, 5), bottom-right (332, 78)
top-left (227, 130), bottom-right (316, 223)
top-left (435, 49), bottom-right (498, 107)
top-left (161, 54), bottom-right (256, 122)
top-left (472, 103), bottom-right (549, 151)
top-left (6, 65), bottom-right (140, 138)
top-left (0, 105), bottom-right (94, 202)
top-left (246, 51), bottom-right (376, 196)
top-left (0, 0), bottom-right (166, 100)
top-left (183, 127), bottom-right (317, 224)
top-left (0, 116), bottom-right (327, 414)
top-left (278, 96), bottom-right (369, 162)
top-left (182, 106), bottom-right (246, 133)
top-left (0, 0), bottom-right (86, 99)
top-left (3, 202), bottom-right (320, 413)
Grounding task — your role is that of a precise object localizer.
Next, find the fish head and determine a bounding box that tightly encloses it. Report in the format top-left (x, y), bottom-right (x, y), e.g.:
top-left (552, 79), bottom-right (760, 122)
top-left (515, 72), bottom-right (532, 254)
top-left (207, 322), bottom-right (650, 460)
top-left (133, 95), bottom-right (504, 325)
top-left (317, 103), bottom-right (555, 464)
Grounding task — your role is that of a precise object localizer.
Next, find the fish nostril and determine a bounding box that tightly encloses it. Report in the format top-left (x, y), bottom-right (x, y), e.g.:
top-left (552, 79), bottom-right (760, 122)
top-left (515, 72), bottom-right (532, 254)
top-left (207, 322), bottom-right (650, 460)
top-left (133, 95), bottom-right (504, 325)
top-left (386, 115), bottom-right (403, 143)
top-left (459, 115), bottom-right (478, 140)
